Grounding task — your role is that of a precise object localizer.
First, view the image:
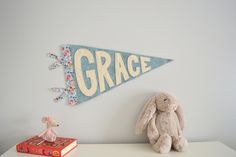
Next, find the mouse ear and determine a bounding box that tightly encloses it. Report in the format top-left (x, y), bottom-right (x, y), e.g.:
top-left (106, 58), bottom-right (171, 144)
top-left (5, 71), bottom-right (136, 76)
top-left (135, 95), bottom-right (156, 135)
top-left (41, 116), bottom-right (48, 123)
top-left (175, 105), bottom-right (185, 130)
top-left (47, 116), bottom-right (54, 123)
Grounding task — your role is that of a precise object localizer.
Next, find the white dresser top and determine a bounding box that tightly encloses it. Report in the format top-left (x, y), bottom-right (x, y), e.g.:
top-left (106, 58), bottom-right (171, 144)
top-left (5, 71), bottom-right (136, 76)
top-left (1, 141), bottom-right (236, 157)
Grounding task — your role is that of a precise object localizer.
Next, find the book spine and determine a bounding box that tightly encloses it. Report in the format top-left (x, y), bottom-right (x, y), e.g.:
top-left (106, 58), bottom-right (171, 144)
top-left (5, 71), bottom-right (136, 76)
top-left (16, 144), bottom-right (61, 157)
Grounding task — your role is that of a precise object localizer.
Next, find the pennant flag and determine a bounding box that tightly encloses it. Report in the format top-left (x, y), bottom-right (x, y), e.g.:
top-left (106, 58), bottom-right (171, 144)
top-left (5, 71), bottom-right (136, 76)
top-left (48, 45), bottom-right (172, 105)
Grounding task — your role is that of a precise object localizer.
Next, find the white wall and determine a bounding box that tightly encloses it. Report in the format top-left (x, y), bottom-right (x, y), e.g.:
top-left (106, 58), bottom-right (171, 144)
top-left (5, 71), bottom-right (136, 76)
top-left (0, 0), bottom-right (236, 154)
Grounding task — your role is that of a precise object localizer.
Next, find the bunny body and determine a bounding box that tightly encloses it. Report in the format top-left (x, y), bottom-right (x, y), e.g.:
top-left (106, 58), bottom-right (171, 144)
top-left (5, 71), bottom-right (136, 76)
top-left (136, 92), bottom-right (188, 153)
top-left (155, 111), bottom-right (181, 136)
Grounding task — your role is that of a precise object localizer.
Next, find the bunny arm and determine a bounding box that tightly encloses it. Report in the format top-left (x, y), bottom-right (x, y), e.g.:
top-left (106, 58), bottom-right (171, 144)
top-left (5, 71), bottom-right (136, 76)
top-left (175, 105), bottom-right (185, 130)
top-left (136, 96), bottom-right (156, 135)
top-left (147, 113), bottom-right (159, 145)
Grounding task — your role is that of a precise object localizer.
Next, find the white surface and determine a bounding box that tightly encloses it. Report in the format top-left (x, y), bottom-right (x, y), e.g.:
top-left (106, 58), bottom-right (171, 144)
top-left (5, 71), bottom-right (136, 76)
top-left (1, 142), bottom-right (236, 157)
top-left (1, 0), bottom-right (236, 155)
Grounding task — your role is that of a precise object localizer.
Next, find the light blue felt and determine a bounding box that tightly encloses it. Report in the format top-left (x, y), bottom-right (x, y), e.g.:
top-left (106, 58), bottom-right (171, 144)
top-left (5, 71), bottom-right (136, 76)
top-left (63, 44), bottom-right (172, 104)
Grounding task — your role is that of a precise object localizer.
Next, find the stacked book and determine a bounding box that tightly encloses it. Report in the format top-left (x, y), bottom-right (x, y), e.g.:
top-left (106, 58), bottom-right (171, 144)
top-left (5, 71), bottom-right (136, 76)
top-left (16, 136), bottom-right (77, 157)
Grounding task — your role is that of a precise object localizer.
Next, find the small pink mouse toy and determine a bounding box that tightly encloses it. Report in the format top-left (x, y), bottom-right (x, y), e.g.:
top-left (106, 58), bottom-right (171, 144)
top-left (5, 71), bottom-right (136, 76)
top-left (38, 116), bottom-right (59, 142)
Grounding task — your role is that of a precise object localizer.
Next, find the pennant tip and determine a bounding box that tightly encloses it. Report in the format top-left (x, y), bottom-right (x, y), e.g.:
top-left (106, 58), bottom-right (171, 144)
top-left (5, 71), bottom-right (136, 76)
top-left (167, 59), bottom-right (173, 62)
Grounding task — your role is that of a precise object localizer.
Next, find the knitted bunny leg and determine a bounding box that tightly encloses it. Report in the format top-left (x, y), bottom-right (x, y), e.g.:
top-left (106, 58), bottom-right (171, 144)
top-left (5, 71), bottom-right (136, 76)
top-left (147, 113), bottom-right (159, 145)
top-left (152, 133), bottom-right (172, 154)
top-left (172, 135), bottom-right (188, 152)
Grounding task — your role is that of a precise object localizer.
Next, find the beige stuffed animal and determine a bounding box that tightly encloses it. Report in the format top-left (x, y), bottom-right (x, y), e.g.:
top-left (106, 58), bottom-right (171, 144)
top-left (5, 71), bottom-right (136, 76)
top-left (136, 92), bottom-right (188, 153)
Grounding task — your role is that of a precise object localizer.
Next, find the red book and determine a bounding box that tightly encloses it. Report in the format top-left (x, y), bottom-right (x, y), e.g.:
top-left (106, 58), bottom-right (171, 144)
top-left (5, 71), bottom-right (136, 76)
top-left (16, 136), bottom-right (78, 157)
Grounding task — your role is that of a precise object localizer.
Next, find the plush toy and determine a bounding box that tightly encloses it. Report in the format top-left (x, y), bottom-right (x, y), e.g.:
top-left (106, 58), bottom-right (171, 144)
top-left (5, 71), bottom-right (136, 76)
top-left (135, 92), bottom-right (188, 153)
top-left (38, 116), bottom-right (59, 142)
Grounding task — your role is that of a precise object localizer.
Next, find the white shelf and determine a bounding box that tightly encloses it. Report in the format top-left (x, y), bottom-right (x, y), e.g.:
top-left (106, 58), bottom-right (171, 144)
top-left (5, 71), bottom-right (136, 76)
top-left (1, 141), bottom-right (236, 157)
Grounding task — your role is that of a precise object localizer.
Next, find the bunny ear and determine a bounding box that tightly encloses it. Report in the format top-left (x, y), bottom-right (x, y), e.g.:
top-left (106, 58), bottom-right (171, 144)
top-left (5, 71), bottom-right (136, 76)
top-left (135, 95), bottom-right (157, 135)
top-left (41, 117), bottom-right (48, 123)
top-left (175, 105), bottom-right (185, 130)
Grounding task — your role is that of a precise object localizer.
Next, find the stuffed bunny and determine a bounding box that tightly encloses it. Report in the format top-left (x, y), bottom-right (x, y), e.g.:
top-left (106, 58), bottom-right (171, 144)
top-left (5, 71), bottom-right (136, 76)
top-left (136, 92), bottom-right (188, 153)
top-left (38, 116), bottom-right (59, 142)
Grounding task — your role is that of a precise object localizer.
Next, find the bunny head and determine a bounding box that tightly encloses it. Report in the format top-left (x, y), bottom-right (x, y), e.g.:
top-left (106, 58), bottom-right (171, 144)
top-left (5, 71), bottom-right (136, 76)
top-left (41, 116), bottom-right (59, 128)
top-left (135, 92), bottom-right (184, 134)
top-left (155, 92), bottom-right (178, 112)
